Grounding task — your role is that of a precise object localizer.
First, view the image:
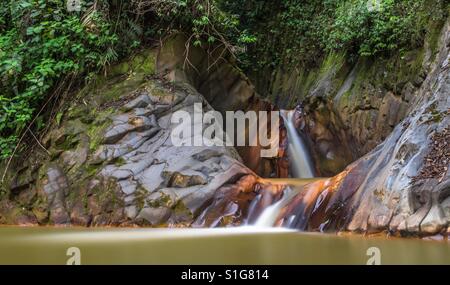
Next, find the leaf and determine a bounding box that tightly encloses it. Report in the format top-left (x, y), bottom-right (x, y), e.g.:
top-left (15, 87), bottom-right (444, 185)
top-left (26, 27), bottom-right (34, 35)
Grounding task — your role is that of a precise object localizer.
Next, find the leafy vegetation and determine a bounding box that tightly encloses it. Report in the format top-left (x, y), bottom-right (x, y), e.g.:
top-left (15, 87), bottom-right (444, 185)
top-left (221, 0), bottom-right (449, 70)
top-left (0, 0), bottom-right (252, 159)
top-left (0, 1), bottom-right (120, 159)
top-left (0, 0), bottom-right (448, 159)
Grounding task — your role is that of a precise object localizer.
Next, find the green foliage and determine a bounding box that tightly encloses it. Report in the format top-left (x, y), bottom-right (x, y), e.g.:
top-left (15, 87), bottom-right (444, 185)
top-left (328, 0), bottom-right (447, 57)
top-left (134, 0), bottom-right (256, 52)
top-left (0, 0), bottom-right (255, 159)
top-left (1, 0), bottom-right (447, 159)
top-left (221, 0), bottom-right (449, 71)
top-left (0, 0), bottom-right (120, 159)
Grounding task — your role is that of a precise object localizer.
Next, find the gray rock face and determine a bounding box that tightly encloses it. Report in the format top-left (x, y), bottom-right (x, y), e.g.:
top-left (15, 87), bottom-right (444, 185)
top-left (272, 19), bottom-right (450, 236)
top-left (346, 21), bottom-right (450, 235)
top-left (0, 48), bottom-right (250, 227)
top-left (156, 34), bottom-right (280, 178)
top-left (192, 19), bottom-right (450, 237)
top-left (43, 167), bottom-right (70, 225)
top-left (92, 84), bottom-right (247, 225)
top-left (252, 22), bottom-right (446, 167)
top-left (1, 23), bottom-right (447, 238)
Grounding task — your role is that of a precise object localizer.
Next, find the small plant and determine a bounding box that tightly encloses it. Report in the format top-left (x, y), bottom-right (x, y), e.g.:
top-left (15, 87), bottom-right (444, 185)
top-left (1, 0), bottom-right (447, 160)
top-left (0, 0), bottom-right (119, 159)
top-left (220, 0), bottom-right (449, 70)
top-left (0, 0), bottom-right (256, 159)
top-left (132, 0), bottom-right (256, 59)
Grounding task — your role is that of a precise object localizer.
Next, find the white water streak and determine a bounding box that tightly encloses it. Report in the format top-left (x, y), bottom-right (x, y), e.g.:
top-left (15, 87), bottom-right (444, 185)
top-left (282, 110), bottom-right (314, 178)
top-left (254, 188), bottom-right (295, 227)
top-left (253, 110), bottom-right (315, 227)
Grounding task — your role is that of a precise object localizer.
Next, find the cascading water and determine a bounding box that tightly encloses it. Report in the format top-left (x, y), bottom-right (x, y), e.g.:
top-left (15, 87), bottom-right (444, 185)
top-left (253, 187), bottom-right (294, 227)
top-left (281, 110), bottom-right (315, 179)
top-left (253, 110), bottom-right (316, 227)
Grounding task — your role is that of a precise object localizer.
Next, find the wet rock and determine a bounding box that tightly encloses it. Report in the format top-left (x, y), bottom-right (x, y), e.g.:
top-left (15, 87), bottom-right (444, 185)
top-left (137, 163), bottom-right (166, 192)
top-left (0, 43), bottom-right (252, 228)
top-left (421, 204), bottom-right (447, 235)
top-left (193, 149), bottom-right (223, 162)
top-left (442, 195), bottom-right (450, 221)
top-left (124, 205), bottom-right (138, 219)
top-left (118, 180), bottom-right (137, 195)
top-left (193, 174), bottom-right (263, 227)
top-left (43, 167), bottom-right (70, 225)
top-left (4, 21), bottom-right (449, 236)
top-left (70, 202), bottom-right (91, 227)
top-left (0, 200), bottom-right (37, 225)
top-left (166, 172), bottom-right (207, 188)
top-left (10, 167), bottom-right (36, 194)
top-left (60, 143), bottom-right (89, 169)
top-left (121, 93), bottom-right (152, 111)
top-left (103, 115), bottom-right (157, 144)
top-left (137, 207), bottom-right (171, 225)
top-left (266, 19), bottom-right (450, 236)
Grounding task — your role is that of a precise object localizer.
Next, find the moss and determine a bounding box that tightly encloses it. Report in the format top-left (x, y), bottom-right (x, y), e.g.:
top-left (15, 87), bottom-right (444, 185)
top-left (67, 103), bottom-right (91, 120)
top-left (424, 102), bottom-right (445, 124)
top-left (86, 108), bottom-right (113, 152)
top-left (96, 76), bottom-right (146, 105)
top-left (65, 185), bottom-right (79, 208)
top-left (112, 157), bottom-right (127, 167)
top-left (302, 69), bottom-right (320, 93)
top-left (339, 47), bottom-right (426, 103)
top-left (173, 200), bottom-right (193, 219)
top-left (89, 177), bottom-right (124, 210)
top-left (31, 207), bottom-right (49, 224)
top-left (109, 62), bottom-right (131, 77)
top-left (108, 49), bottom-right (157, 77)
top-left (132, 49), bottom-right (157, 75)
top-left (220, 215), bottom-right (234, 226)
top-left (318, 52), bottom-right (346, 78)
top-left (55, 112), bottom-right (64, 126)
top-left (134, 186), bottom-right (148, 212)
top-left (150, 86), bottom-right (172, 99)
top-left (0, 207), bottom-right (24, 224)
top-left (147, 192), bottom-right (172, 208)
top-left (338, 90), bottom-right (352, 108)
top-left (57, 134), bottom-right (79, 150)
top-left (84, 164), bottom-right (101, 177)
top-left (78, 49), bottom-right (157, 108)
top-left (428, 111), bottom-right (444, 123)
top-left (425, 19), bottom-right (447, 62)
top-left (0, 48), bottom-right (162, 224)
top-left (57, 49), bottom-right (160, 157)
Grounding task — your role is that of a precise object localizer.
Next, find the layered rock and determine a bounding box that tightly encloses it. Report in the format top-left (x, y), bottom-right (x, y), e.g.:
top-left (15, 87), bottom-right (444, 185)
top-left (0, 21), bottom-right (448, 237)
top-left (249, 20), bottom-right (447, 174)
top-left (0, 48), bottom-right (253, 226)
top-left (249, 20), bottom-right (450, 236)
top-left (157, 34), bottom-right (280, 177)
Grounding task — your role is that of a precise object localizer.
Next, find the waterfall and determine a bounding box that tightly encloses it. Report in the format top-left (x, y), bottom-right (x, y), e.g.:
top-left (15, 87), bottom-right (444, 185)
top-left (253, 187), bottom-right (294, 227)
top-left (253, 110), bottom-right (315, 227)
top-left (281, 110), bottom-right (315, 178)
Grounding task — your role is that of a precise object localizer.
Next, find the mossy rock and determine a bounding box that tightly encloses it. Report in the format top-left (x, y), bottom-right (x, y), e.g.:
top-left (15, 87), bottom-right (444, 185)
top-left (109, 49), bottom-right (157, 77)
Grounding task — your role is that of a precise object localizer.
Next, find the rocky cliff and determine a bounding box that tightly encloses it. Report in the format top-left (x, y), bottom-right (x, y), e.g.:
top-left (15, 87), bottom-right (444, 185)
top-left (261, 19), bottom-right (450, 236)
top-left (0, 19), bottom-right (448, 237)
top-left (0, 47), bottom-right (256, 226)
top-left (251, 20), bottom-right (446, 169)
